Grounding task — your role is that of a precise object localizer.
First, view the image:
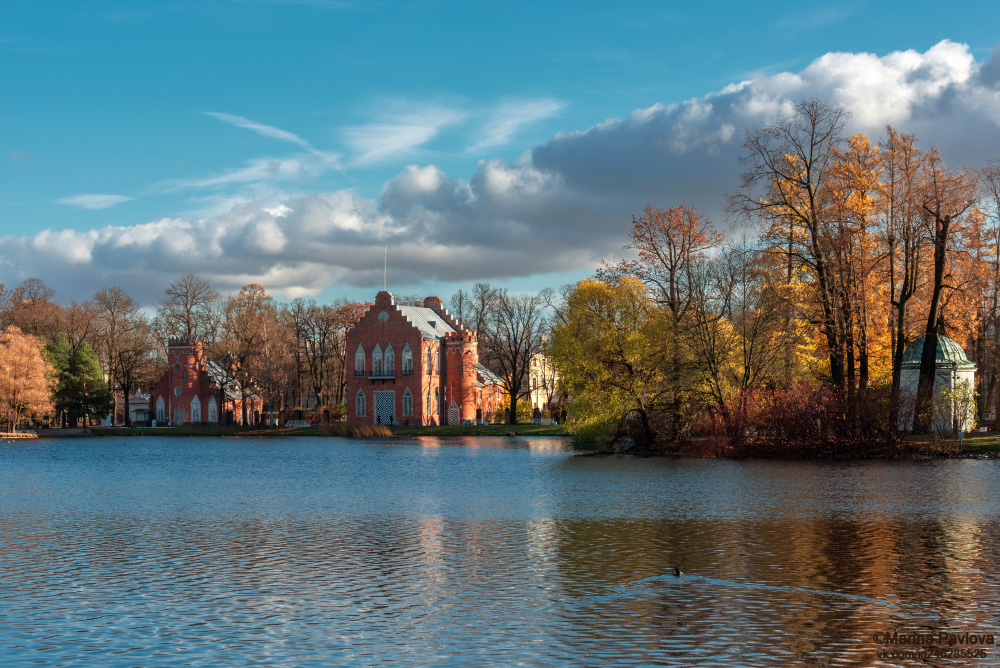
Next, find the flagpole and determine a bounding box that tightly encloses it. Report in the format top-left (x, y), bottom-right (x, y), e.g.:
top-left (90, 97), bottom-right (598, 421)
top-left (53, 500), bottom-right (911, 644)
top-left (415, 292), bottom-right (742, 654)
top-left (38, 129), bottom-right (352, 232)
top-left (383, 245), bottom-right (387, 291)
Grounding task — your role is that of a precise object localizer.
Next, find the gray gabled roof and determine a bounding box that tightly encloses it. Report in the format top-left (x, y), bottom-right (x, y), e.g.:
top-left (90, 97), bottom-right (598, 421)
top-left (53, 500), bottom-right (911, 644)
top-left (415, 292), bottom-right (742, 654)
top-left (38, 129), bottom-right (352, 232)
top-left (477, 363), bottom-right (503, 386)
top-left (206, 361), bottom-right (260, 401)
top-left (397, 305), bottom-right (458, 340)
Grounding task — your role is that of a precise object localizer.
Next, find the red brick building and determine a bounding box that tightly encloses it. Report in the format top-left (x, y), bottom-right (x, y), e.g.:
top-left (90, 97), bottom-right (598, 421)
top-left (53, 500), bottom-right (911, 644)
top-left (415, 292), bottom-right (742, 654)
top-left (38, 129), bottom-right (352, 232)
top-left (346, 291), bottom-right (503, 425)
top-left (149, 336), bottom-right (258, 426)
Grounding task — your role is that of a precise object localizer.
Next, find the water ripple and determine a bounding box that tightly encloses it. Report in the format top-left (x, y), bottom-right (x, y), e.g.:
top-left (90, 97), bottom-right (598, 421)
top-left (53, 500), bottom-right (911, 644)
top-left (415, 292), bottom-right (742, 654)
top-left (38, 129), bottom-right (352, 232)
top-left (1, 438), bottom-right (998, 666)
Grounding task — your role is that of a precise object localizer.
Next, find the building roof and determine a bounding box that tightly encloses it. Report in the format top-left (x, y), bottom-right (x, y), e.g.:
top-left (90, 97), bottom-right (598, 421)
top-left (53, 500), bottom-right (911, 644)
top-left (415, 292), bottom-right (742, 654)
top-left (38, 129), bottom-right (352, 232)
top-left (206, 361), bottom-right (260, 400)
top-left (398, 305), bottom-right (458, 340)
top-left (900, 335), bottom-right (977, 370)
top-left (477, 363), bottom-right (503, 386)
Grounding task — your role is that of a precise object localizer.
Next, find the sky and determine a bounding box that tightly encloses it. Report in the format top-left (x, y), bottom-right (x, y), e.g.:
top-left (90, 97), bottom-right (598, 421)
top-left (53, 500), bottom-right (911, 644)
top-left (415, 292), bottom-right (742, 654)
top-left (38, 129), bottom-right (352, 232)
top-left (3, 0), bottom-right (1000, 306)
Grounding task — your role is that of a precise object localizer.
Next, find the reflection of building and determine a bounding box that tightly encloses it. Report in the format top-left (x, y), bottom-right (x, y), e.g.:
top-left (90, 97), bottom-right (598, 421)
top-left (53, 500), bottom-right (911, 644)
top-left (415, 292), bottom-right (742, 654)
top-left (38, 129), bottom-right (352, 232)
top-left (148, 336), bottom-right (258, 426)
top-left (346, 291), bottom-right (503, 425)
top-left (899, 335), bottom-right (977, 432)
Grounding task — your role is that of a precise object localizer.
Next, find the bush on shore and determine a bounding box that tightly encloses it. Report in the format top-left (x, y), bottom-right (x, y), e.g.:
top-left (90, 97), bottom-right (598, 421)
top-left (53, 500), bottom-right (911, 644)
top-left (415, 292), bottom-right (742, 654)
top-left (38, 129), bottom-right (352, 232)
top-left (685, 384), bottom-right (910, 458)
top-left (320, 422), bottom-right (392, 438)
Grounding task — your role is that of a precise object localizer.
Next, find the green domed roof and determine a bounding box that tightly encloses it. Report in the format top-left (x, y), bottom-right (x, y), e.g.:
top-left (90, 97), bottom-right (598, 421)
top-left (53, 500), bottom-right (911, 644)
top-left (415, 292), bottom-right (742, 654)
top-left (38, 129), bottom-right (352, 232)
top-left (900, 335), bottom-right (976, 370)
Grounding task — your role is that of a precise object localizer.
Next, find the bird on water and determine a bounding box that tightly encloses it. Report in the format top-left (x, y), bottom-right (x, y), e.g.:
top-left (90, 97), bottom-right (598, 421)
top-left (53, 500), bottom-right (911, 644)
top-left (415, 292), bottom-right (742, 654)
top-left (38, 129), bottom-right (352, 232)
top-left (673, 567), bottom-right (683, 577)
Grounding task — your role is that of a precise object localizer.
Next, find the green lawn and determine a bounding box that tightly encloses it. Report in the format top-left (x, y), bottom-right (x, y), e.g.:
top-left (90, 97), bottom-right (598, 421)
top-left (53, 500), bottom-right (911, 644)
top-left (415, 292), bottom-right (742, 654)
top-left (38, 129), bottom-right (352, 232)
top-left (88, 423), bottom-right (567, 438)
top-left (90, 425), bottom-right (323, 437)
top-left (901, 433), bottom-right (1000, 457)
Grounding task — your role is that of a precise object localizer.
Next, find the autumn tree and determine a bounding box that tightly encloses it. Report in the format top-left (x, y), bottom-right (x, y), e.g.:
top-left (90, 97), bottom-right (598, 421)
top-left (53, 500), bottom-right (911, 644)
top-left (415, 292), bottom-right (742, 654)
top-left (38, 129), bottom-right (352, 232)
top-left (913, 149), bottom-right (979, 429)
top-left (3, 278), bottom-right (63, 342)
top-left (687, 240), bottom-right (784, 429)
top-left (879, 126), bottom-right (925, 429)
top-left (734, 100), bottom-right (850, 391)
top-left (0, 326), bottom-right (55, 431)
top-left (603, 202), bottom-right (723, 440)
top-left (980, 163), bottom-right (1000, 420)
top-left (549, 277), bottom-right (668, 449)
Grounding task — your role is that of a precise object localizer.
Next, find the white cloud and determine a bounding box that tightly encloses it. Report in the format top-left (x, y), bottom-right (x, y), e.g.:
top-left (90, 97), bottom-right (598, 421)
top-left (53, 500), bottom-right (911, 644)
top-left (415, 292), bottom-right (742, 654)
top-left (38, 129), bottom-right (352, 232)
top-left (56, 194), bottom-right (134, 210)
top-left (158, 151), bottom-right (341, 191)
top-left (8, 40), bottom-right (1000, 302)
top-left (469, 98), bottom-right (566, 152)
top-left (344, 104), bottom-right (467, 165)
top-left (205, 111), bottom-right (313, 149)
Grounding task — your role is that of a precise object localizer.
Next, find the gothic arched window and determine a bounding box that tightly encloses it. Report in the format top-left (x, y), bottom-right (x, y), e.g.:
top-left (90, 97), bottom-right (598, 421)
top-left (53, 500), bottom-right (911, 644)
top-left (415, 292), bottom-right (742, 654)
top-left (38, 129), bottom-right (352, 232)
top-left (403, 388), bottom-right (413, 416)
top-left (402, 343), bottom-right (413, 376)
top-left (356, 389), bottom-right (366, 417)
top-left (372, 344), bottom-right (382, 377)
top-left (355, 344), bottom-right (365, 376)
top-left (384, 344), bottom-right (394, 376)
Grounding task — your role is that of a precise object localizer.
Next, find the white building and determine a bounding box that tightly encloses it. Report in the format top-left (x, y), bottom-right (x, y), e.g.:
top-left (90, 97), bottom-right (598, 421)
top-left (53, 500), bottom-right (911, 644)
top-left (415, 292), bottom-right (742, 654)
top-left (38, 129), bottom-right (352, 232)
top-left (899, 334), bottom-right (976, 433)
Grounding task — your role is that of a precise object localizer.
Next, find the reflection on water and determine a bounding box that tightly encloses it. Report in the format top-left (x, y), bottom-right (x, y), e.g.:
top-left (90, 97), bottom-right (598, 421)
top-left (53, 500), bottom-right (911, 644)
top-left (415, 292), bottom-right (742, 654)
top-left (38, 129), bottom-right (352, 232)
top-left (1, 437), bottom-right (999, 666)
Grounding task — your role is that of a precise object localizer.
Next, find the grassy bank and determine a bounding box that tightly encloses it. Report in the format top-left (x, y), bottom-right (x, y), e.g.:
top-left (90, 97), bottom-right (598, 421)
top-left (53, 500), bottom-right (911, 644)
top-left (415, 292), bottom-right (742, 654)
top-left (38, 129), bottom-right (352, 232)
top-left (389, 423), bottom-right (568, 437)
top-left (90, 426), bottom-right (323, 437)
top-left (88, 423), bottom-right (567, 438)
top-left (905, 433), bottom-right (1000, 457)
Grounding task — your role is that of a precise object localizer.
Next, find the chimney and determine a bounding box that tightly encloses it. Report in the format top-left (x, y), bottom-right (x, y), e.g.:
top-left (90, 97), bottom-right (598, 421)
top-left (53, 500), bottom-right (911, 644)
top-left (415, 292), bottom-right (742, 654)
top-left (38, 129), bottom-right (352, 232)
top-left (423, 296), bottom-right (443, 311)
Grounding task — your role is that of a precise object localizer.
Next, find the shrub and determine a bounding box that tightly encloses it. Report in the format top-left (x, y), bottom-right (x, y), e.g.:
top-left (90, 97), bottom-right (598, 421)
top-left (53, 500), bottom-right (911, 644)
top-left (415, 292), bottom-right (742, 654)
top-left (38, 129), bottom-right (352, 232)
top-left (320, 422), bottom-right (392, 438)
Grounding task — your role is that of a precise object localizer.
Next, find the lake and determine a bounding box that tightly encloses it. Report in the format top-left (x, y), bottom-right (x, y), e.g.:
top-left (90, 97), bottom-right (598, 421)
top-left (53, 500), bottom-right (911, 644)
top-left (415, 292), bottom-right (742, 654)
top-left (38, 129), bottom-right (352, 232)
top-left (1, 436), bottom-right (998, 666)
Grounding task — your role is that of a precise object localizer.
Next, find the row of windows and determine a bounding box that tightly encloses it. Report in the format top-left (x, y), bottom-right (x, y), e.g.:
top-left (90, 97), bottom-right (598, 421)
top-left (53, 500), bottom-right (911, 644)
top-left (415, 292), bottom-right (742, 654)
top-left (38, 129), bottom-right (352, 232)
top-left (355, 343), bottom-right (416, 377)
top-left (355, 343), bottom-right (447, 377)
top-left (154, 395), bottom-right (218, 422)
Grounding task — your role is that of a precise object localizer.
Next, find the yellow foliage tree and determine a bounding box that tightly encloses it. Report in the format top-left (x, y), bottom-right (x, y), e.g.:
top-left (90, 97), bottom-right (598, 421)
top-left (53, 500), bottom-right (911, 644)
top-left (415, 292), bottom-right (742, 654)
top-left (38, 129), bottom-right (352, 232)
top-left (0, 326), bottom-right (55, 432)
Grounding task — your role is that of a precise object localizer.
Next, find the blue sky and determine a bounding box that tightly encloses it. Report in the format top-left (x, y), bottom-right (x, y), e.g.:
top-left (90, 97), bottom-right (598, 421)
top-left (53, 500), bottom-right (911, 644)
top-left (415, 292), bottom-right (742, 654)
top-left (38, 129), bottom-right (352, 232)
top-left (3, 1), bottom-right (1000, 305)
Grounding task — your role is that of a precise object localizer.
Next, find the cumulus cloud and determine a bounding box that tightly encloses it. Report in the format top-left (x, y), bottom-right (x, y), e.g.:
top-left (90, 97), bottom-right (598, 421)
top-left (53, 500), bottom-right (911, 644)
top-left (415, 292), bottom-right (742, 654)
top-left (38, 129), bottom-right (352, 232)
top-left (6, 40), bottom-right (1000, 302)
top-left (56, 194), bottom-right (134, 210)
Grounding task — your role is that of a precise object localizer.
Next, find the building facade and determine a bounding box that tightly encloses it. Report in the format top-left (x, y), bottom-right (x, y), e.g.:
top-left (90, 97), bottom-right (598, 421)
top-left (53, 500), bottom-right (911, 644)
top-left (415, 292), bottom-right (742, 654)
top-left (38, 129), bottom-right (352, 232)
top-left (346, 291), bottom-right (502, 425)
top-left (148, 336), bottom-right (258, 426)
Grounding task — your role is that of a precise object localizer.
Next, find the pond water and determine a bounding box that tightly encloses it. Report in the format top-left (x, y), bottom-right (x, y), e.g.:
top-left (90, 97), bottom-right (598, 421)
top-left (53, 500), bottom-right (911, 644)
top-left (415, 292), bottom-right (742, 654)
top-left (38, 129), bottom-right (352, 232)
top-left (1, 436), bottom-right (998, 667)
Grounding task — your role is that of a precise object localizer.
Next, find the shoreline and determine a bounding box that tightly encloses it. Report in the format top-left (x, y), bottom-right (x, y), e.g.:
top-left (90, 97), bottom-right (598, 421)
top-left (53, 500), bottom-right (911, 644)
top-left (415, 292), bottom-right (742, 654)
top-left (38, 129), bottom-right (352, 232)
top-left (23, 427), bottom-right (1000, 459)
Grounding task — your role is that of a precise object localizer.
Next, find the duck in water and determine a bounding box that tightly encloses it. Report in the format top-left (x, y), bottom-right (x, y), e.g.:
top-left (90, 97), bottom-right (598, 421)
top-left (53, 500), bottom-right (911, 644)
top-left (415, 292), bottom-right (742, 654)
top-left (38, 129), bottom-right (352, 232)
top-left (673, 567), bottom-right (683, 577)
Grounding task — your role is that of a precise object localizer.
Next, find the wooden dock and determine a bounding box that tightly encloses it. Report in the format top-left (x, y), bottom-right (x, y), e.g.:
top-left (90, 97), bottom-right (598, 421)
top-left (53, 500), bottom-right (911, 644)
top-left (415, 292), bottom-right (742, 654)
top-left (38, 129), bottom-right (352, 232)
top-left (0, 432), bottom-right (39, 440)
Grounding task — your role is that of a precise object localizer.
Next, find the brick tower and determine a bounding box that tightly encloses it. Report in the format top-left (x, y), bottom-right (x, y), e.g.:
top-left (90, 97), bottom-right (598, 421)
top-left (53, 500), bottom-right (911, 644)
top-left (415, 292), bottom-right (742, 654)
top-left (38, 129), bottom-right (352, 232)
top-left (444, 330), bottom-right (478, 424)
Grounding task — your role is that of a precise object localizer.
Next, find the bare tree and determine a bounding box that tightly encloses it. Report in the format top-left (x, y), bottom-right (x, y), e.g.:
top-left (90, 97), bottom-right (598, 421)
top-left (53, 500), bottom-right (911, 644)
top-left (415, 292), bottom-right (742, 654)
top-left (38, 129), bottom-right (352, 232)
top-left (475, 286), bottom-right (546, 424)
top-left (94, 286), bottom-right (151, 424)
top-left (156, 274), bottom-right (220, 341)
top-left (449, 289), bottom-right (469, 329)
top-left (216, 283), bottom-right (273, 425)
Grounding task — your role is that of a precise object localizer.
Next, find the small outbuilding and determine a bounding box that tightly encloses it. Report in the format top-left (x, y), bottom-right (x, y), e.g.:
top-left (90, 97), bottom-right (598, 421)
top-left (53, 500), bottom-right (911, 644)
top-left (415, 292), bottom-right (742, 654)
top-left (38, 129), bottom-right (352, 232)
top-left (899, 334), bottom-right (977, 433)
